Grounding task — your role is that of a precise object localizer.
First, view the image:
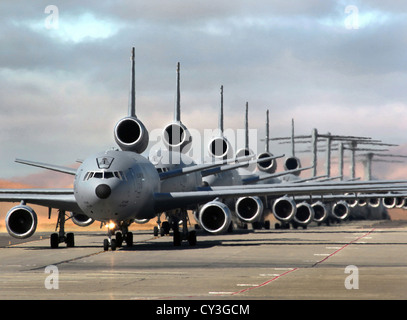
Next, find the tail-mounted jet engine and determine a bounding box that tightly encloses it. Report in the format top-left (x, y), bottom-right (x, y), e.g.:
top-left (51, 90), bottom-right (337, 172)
top-left (70, 212), bottom-right (94, 227)
top-left (198, 201), bottom-right (232, 234)
top-left (5, 204), bottom-right (37, 239)
top-left (257, 151), bottom-right (277, 174)
top-left (114, 116), bottom-right (149, 154)
top-left (208, 136), bottom-right (233, 160)
top-left (162, 121), bottom-right (192, 153)
top-left (283, 156), bottom-right (302, 175)
top-left (235, 196), bottom-right (264, 223)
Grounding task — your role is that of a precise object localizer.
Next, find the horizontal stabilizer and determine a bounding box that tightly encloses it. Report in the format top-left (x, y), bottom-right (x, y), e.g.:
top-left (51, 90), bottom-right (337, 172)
top-left (15, 158), bottom-right (77, 176)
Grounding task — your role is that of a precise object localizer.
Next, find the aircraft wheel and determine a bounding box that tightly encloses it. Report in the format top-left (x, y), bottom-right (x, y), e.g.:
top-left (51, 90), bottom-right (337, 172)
top-left (126, 232), bottom-right (133, 247)
top-left (188, 231), bottom-right (197, 246)
top-left (153, 226), bottom-right (159, 237)
top-left (103, 239), bottom-right (109, 251)
top-left (111, 239), bottom-right (117, 251)
top-left (162, 221), bottom-right (170, 235)
top-left (66, 232), bottom-right (75, 247)
top-left (115, 232), bottom-right (123, 247)
top-left (173, 230), bottom-right (181, 246)
top-left (50, 233), bottom-right (59, 249)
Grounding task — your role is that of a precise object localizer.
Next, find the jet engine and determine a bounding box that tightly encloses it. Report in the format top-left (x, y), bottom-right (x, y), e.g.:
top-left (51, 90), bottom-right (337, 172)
top-left (70, 212), bottom-right (94, 227)
top-left (382, 197), bottom-right (396, 209)
top-left (208, 136), bottom-right (232, 159)
top-left (235, 196), bottom-right (263, 223)
top-left (293, 202), bottom-right (314, 226)
top-left (283, 156), bottom-right (302, 175)
top-left (5, 205), bottom-right (37, 239)
top-left (272, 196), bottom-right (296, 223)
top-left (162, 122), bottom-right (192, 153)
top-left (311, 201), bottom-right (328, 223)
top-left (257, 151), bottom-right (277, 174)
top-left (198, 201), bottom-right (232, 234)
top-left (367, 197), bottom-right (381, 208)
top-left (332, 201), bottom-right (350, 220)
top-left (114, 116), bottom-right (149, 154)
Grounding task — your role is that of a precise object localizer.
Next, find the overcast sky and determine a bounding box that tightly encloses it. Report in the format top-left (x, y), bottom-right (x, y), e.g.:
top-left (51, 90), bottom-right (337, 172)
top-left (1, 0), bottom-right (407, 180)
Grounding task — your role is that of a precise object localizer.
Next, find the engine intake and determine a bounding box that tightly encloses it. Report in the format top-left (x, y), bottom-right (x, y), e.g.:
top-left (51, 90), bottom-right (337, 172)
top-left (5, 205), bottom-right (37, 239)
top-left (257, 152), bottom-right (277, 174)
top-left (311, 201), bottom-right (328, 223)
top-left (382, 197), bottom-right (396, 209)
top-left (208, 136), bottom-right (232, 159)
top-left (332, 201), bottom-right (350, 220)
top-left (114, 116), bottom-right (149, 153)
top-left (272, 196), bottom-right (296, 222)
top-left (162, 122), bottom-right (192, 153)
top-left (70, 212), bottom-right (94, 227)
top-left (198, 201), bottom-right (231, 234)
top-left (235, 196), bottom-right (263, 223)
top-left (294, 202), bottom-right (314, 226)
top-left (284, 156), bottom-right (302, 175)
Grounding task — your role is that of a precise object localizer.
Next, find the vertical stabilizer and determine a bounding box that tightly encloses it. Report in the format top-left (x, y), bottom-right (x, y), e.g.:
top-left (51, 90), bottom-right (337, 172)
top-left (219, 85), bottom-right (224, 134)
top-left (245, 102), bottom-right (249, 150)
top-left (129, 47), bottom-right (136, 117)
top-left (175, 62), bottom-right (181, 122)
top-left (265, 110), bottom-right (269, 152)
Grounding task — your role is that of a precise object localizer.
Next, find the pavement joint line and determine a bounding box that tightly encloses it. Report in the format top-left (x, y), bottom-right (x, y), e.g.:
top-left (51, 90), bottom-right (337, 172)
top-left (224, 228), bottom-right (376, 297)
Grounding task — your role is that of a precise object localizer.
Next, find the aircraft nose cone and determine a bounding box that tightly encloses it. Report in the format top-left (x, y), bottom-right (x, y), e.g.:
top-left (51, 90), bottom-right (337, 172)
top-left (95, 184), bottom-right (111, 199)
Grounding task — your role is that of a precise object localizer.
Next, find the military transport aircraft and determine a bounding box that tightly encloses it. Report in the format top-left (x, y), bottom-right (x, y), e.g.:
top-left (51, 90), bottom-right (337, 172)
top-left (1, 48), bottom-right (407, 250)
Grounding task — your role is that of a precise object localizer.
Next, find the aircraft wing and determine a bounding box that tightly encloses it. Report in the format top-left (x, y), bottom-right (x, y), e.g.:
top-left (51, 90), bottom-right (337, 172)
top-left (153, 182), bottom-right (407, 212)
top-left (0, 188), bottom-right (81, 213)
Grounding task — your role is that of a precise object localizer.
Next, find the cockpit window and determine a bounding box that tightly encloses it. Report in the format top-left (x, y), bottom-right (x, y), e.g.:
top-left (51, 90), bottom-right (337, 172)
top-left (83, 171), bottom-right (127, 181)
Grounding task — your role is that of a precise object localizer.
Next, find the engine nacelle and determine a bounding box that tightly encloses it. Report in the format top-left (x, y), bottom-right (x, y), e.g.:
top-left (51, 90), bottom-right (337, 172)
top-left (208, 136), bottom-right (233, 159)
top-left (272, 196), bottom-right (296, 223)
top-left (257, 151), bottom-right (277, 174)
top-left (235, 196), bottom-right (263, 223)
top-left (382, 197), bottom-right (396, 209)
top-left (294, 202), bottom-right (314, 226)
top-left (283, 156), bottom-right (302, 175)
top-left (198, 201), bottom-right (232, 234)
top-left (134, 218), bottom-right (150, 224)
top-left (332, 201), bottom-right (350, 220)
top-left (5, 205), bottom-right (37, 239)
top-left (396, 197), bottom-right (406, 208)
top-left (311, 201), bottom-right (328, 223)
top-left (114, 116), bottom-right (149, 154)
top-left (70, 212), bottom-right (94, 227)
top-left (162, 122), bottom-right (192, 153)
top-left (368, 197), bottom-right (381, 208)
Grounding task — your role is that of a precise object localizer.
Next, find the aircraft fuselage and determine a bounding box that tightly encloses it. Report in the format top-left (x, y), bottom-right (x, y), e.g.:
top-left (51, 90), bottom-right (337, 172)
top-left (74, 150), bottom-right (160, 222)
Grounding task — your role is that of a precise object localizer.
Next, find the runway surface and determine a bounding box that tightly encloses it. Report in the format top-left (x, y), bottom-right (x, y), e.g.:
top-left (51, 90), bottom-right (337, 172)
top-left (0, 219), bottom-right (407, 301)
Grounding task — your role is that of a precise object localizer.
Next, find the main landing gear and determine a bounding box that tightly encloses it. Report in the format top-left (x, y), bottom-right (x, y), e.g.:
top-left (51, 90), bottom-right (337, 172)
top-left (50, 209), bottom-right (75, 249)
top-left (154, 210), bottom-right (197, 247)
top-left (103, 221), bottom-right (133, 251)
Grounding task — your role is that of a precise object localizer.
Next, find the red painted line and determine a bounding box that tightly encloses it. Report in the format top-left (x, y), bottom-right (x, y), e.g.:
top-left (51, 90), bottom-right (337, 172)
top-left (230, 228), bottom-right (376, 296)
top-left (232, 268), bottom-right (299, 295)
top-left (312, 228), bottom-right (375, 267)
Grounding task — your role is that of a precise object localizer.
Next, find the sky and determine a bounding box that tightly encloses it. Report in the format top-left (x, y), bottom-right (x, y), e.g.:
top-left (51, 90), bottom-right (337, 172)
top-left (1, 0), bottom-right (407, 181)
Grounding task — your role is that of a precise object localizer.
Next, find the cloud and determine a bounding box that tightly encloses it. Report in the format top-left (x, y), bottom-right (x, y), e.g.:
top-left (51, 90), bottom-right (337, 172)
top-left (0, 0), bottom-right (406, 180)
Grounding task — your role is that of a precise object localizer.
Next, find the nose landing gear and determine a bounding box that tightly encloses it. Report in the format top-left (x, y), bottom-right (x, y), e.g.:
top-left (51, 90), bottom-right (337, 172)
top-left (103, 221), bottom-right (133, 251)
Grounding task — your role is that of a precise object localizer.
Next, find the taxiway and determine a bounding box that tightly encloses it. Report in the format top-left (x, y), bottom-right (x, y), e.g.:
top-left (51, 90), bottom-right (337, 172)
top-left (0, 220), bottom-right (407, 300)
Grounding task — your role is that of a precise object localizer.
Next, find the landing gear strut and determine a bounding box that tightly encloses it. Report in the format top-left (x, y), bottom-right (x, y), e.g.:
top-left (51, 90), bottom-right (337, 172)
top-left (50, 209), bottom-right (75, 248)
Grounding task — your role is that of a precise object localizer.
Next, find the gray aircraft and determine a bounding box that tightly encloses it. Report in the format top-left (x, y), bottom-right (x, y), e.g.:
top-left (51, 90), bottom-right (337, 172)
top-left (2, 48), bottom-right (407, 250)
